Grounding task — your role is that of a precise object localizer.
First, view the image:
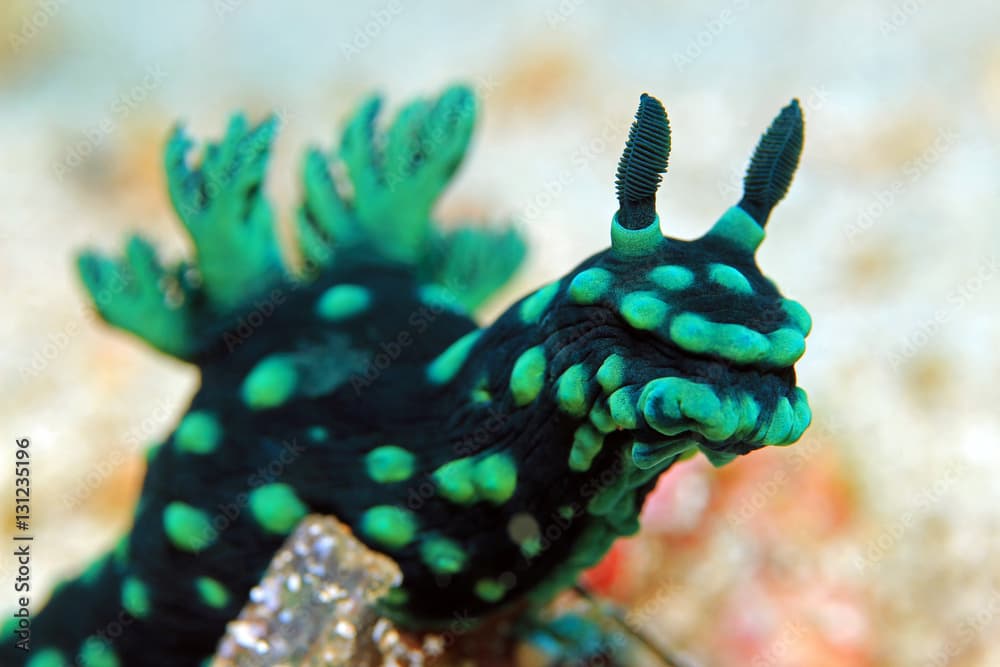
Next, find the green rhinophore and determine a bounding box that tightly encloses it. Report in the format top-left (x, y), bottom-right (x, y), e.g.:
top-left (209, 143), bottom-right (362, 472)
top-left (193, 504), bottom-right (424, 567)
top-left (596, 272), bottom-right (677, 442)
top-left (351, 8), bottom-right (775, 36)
top-left (420, 537), bottom-right (467, 574)
top-left (648, 264), bottom-right (694, 291)
top-left (163, 502), bottom-right (215, 553)
top-left (708, 263), bottom-right (754, 295)
top-left (241, 356), bottom-right (299, 409)
top-left (26, 648), bottom-right (68, 667)
top-left (195, 576), bottom-right (230, 609)
top-left (595, 354), bottom-right (625, 393)
top-left (315, 284), bottom-right (371, 321)
top-left (433, 457), bottom-right (477, 504)
top-left (474, 453), bottom-right (517, 504)
top-left (249, 483), bottom-right (309, 535)
top-left (555, 363), bottom-right (589, 417)
top-left (619, 291), bottom-right (669, 330)
top-left (78, 636), bottom-right (120, 667)
top-left (365, 445), bottom-right (416, 484)
top-left (121, 577), bottom-right (151, 618)
top-left (569, 424), bottom-right (604, 472)
top-left (704, 205), bottom-right (765, 252)
top-left (510, 345), bottom-right (547, 406)
top-left (175, 411), bottom-right (222, 454)
top-left (520, 281), bottom-right (560, 324)
top-left (610, 215), bottom-right (664, 257)
top-left (427, 330), bottom-right (481, 385)
top-left (360, 505), bottom-right (417, 549)
top-left (568, 268), bottom-right (613, 305)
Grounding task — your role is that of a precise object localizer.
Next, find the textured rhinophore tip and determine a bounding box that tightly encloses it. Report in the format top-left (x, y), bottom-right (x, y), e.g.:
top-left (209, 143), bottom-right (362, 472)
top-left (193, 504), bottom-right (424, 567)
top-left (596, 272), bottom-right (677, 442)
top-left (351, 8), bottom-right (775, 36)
top-left (615, 93), bottom-right (671, 230)
top-left (738, 99), bottom-right (804, 226)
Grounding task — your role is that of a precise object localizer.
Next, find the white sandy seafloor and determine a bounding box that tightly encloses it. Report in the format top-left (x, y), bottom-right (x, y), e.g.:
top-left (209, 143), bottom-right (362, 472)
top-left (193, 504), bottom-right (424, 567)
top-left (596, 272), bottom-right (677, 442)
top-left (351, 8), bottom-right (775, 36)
top-left (1, 1), bottom-right (998, 665)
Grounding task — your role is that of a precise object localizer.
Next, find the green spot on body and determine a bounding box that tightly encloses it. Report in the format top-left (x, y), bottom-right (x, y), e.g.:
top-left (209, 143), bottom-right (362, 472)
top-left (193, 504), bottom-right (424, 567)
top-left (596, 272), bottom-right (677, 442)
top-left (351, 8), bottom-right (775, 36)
top-left (708, 264), bottom-right (754, 295)
top-left (249, 483), bottom-right (309, 535)
top-left (360, 505), bottom-right (417, 549)
top-left (474, 453), bottom-right (517, 504)
top-left (365, 445), bottom-right (416, 484)
top-left (474, 578), bottom-right (509, 603)
top-left (163, 501), bottom-right (215, 553)
top-left (568, 268), bottom-right (613, 305)
top-left (620, 292), bottom-right (669, 330)
top-left (27, 649), bottom-right (69, 667)
top-left (569, 424), bottom-right (604, 472)
top-left (242, 356), bottom-right (298, 409)
top-left (519, 535), bottom-right (542, 558)
top-left (555, 363), bottom-right (589, 417)
top-left (589, 401), bottom-right (616, 433)
top-left (668, 313), bottom-right (711, 354)
top-left (510, 345), bottom-right (546, 406)
top-left (315, 284), bottom-right (371, 321)
top-left (766, 328), bottom-right (806, 366)
top-left (648, 265), bottom-right (694, 291)
top-left (705, 205), bottom-right (765, 252)
top-left (610, 214), bottom-right (664, 257)
top-left (121, 577), bottom-right (151, 618)
top-left (520, 281), bottom-right (560, 324)
top-left (175, 410), bottom-right (222, 454)
top-left (433, 458), bottom-right (477, 504)
top-left (669, 313), bottom-right (775, 365)
top-left (596, 354), bottom-right (625, 393)
top-left (427, 330), bottom-right (481, 385)
top-left (420, 537), bottom-right (467, 574)
top-left (78, 637), bottom-right (119, 667)
top-left (307, 426), bottom-right (328, 442)
top-left (783, 299), bottom-right (812, 335)
top-left (195, 576), bottom-right (230, 609)
top-left (608, 387), bottom-right (639, 429)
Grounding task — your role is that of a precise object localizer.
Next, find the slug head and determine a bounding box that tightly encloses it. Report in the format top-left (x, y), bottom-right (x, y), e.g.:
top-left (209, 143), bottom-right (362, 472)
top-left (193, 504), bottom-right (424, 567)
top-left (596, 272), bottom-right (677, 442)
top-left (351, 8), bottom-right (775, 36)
top-left (565, 94), bottom-right (810, 470)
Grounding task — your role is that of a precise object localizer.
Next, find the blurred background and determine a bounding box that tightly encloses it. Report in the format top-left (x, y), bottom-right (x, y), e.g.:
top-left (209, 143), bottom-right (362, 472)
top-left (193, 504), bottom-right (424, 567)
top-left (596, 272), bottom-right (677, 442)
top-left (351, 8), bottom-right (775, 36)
top-left (1, 1), bottom-right (998, 665)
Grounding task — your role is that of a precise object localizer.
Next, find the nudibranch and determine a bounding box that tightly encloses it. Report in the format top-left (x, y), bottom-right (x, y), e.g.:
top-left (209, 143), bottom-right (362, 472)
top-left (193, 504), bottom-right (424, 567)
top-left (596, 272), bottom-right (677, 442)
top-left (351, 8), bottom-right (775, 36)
top-left (3, 87), bottom-right (811, 666)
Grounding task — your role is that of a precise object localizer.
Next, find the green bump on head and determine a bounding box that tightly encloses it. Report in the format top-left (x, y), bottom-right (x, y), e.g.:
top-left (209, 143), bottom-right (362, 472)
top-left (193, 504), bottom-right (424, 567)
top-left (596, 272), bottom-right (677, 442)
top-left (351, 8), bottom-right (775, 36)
top-left (766, 328), bottom-right (806, 366)
top-left (78, 637), bottom-right (119, 667)
top-left (708, 263), bottom-right (754, 295)
top-left (365, 445), bottom-right (416, 484)
top-left (782, 299), bottom-right (812, 335)
top-left (360, 505), bottom-right (417, 550)
top-left (610, 214), bottom-right (664, 257)
top-left (474, 578), bottom-right (509, 603)
top-left (121, 576), bottom-right (151, 618)
top-left (620, 291), bottom-right (669, 330)
top-left (519, 281), bottom-right (560, 324)
top-left (608, 387), bottom-right (639, 429)
top-left (649, 264), bottom-right (694, 291)
top-left (474, 453), bottom-right (517, 504)
top-left (195, 576), bottom-right (230, 609)
top-left (705, 205), bottom-right (765, 252)
top-left (555, 363), bottom-right (589, 417)
top-left (427, 330), bottom-right (481, 385)
top-left (175, 410), bottom-right (222, 454)
top-left (596, 354), bottom-right (625, 393)
top-left (163, 501), bottom-right (215, 553)
top-left (420, 537), bottom-right (467, 574)
top-left (668, 312), bottom-right (712, 354)
top-left (568, 268), bottom-right (613, 305)
top-left (433, 458), bottom-right (477, 504)
top-left (711, 323), bottom-right (771, 364)
top-left (242, 356), bottom-right (298, 409)
top-left (569, 424), bottom-right (604, 472)
top-left (27, 649), bottom-right (68, 667)
top-left (315, 284), bottom-right (371, 321)
top-left (510, 345), bottom-right (547, 406)
top-left (249, 483), bottom-right (309, 535)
